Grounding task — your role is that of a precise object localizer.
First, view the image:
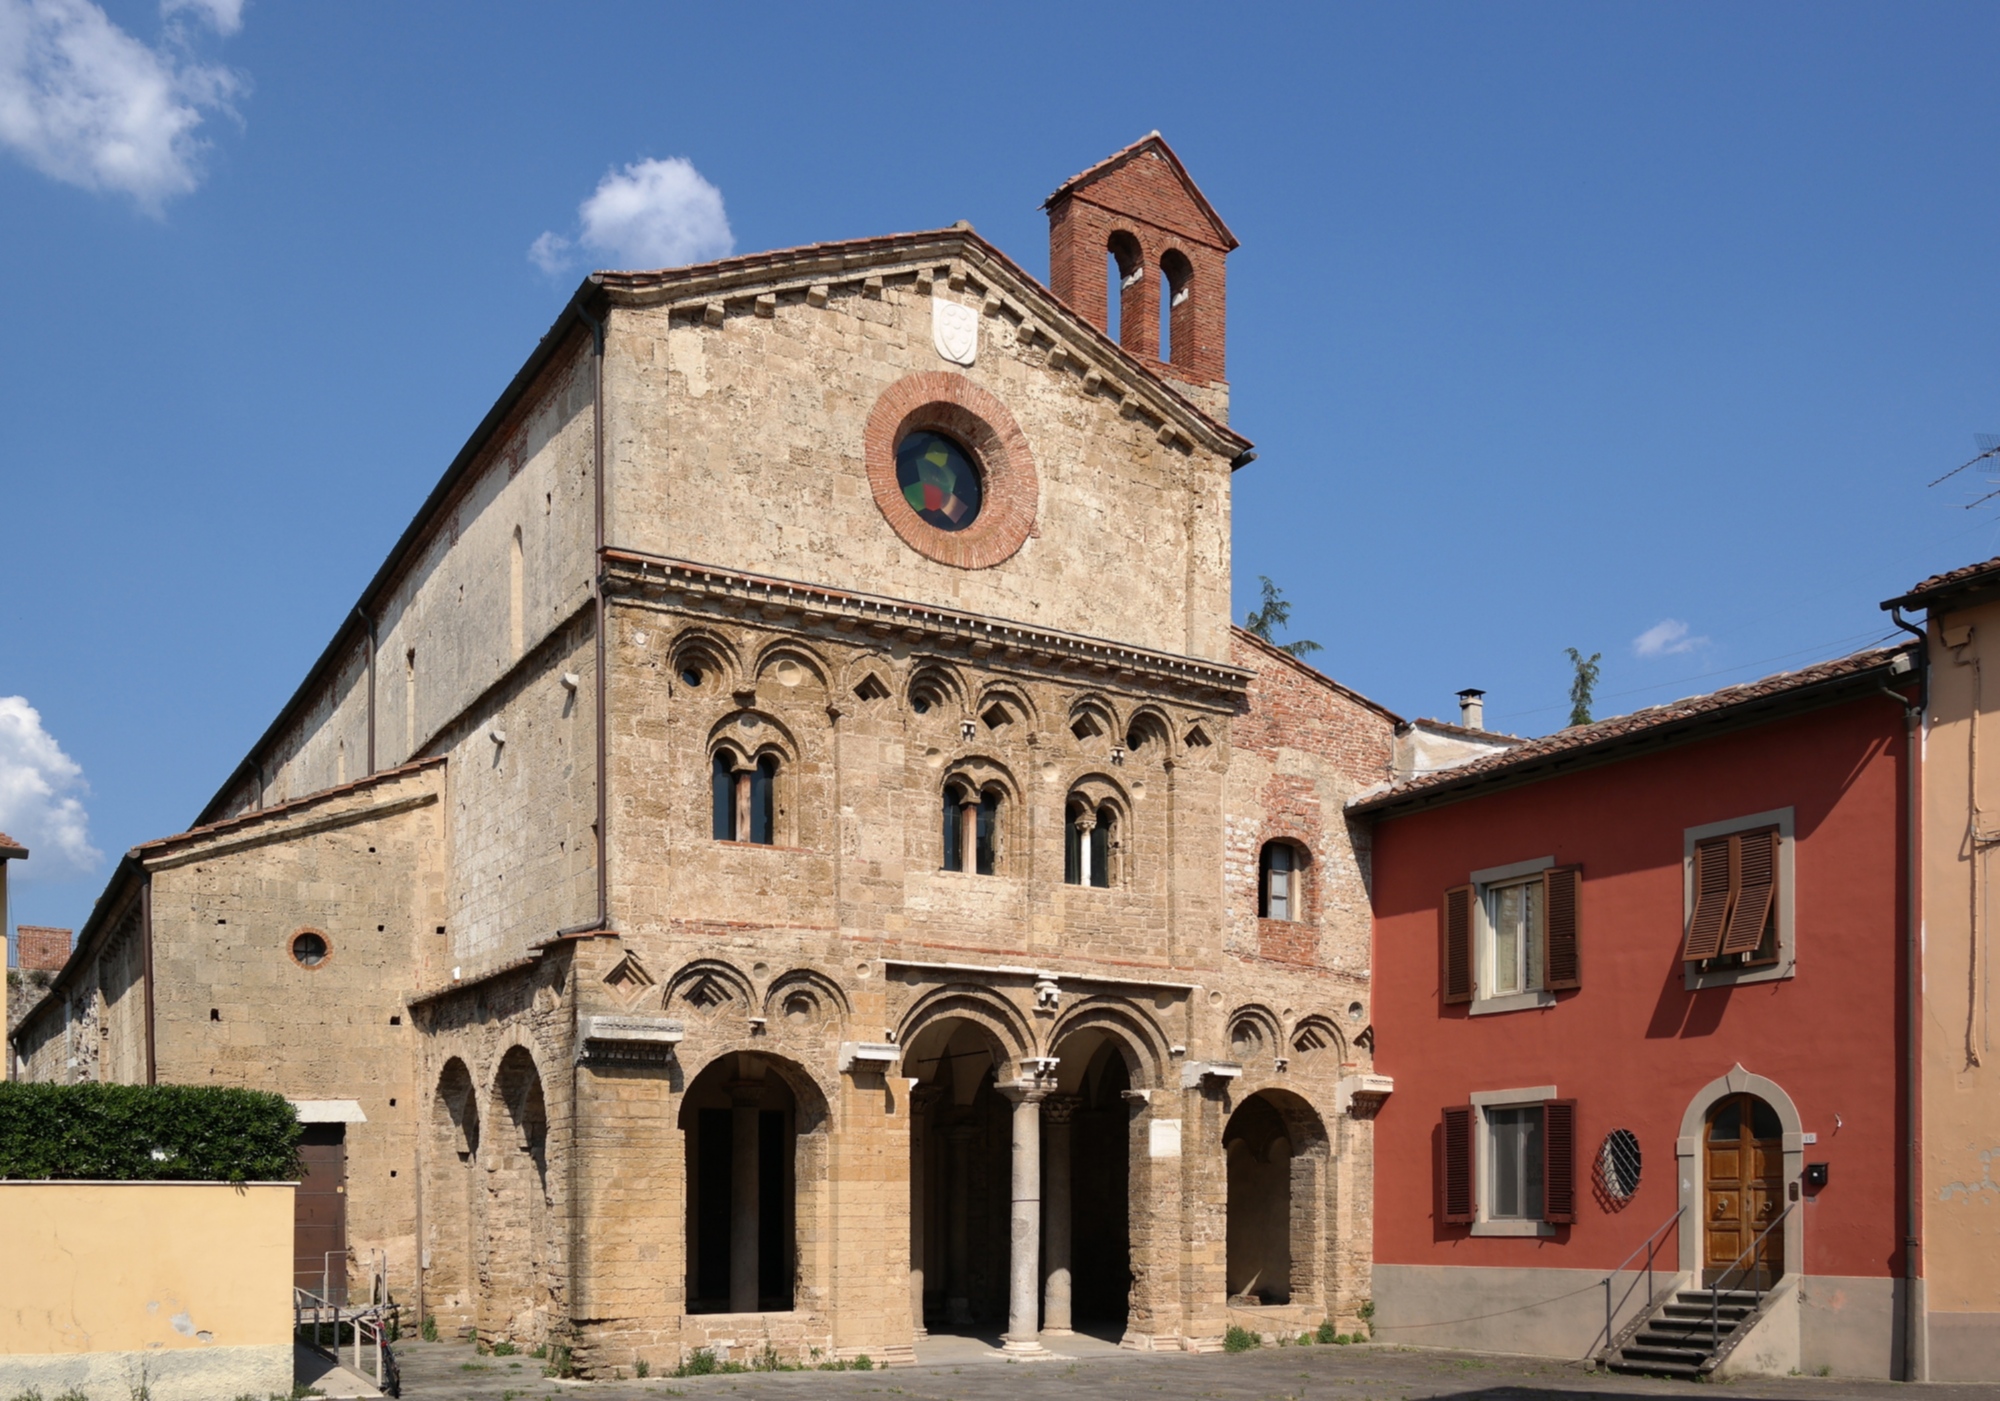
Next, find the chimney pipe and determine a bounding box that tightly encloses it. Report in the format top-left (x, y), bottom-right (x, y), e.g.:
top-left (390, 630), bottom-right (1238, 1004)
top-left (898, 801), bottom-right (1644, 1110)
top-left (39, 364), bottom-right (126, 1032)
top-left (1456, 689), bottom-right (1486, 730)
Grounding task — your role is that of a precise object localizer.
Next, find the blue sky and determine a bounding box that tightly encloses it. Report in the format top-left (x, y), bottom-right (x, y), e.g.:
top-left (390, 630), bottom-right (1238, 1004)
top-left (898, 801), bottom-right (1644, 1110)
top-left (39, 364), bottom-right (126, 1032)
top-left (5, 1), bottom-right (2000, 942)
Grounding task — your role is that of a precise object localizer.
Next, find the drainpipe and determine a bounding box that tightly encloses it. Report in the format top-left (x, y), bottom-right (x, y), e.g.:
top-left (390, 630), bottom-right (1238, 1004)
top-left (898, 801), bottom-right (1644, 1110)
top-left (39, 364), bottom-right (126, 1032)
top-left (1887, 606), bottom-right (1926, 1381)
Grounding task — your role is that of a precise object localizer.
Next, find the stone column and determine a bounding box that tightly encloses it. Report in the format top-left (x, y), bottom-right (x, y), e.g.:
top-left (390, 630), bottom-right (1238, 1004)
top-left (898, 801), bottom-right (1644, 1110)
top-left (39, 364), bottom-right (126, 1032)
top-left (1042, 1095), bottom-right (1080, 1335)
top-left (945, 1124), bottom-right (973, 1326)
top-left (909, 1086), bottom-right (942, 1337)
top-left (729, 1081), bottom-right (762, 1313)
top-left (1000, 1082), bottom-right (1049, 1355)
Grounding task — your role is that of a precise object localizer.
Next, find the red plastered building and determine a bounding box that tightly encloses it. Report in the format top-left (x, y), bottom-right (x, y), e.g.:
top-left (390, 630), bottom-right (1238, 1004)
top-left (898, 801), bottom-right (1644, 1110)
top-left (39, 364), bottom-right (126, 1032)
top-left (1353, 646), bottom-right (1918, 1380)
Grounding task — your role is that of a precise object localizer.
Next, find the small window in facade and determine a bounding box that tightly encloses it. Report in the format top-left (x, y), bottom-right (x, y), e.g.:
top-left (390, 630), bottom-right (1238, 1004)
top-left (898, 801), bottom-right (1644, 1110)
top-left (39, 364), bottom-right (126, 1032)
top-left (1064, 800), bottom-right (1115, 888)
top-left (681, 665), bottom-right (704, 688)
top-left (943, 782), bottom-right (1000, 875)
top-left (712, 751), bottom-right (777, 845)
top-left (291, 930), bottom-right (330, 968)
top-left (1485, 876), bottom-right (1544, 997)
top-left (1441, 866), bottom-right (1582, 1006)
top-left (1487, 1106), bottom-right (1545, 1220)
top-left (1259, 843), bottom-right (1300, 920)
top-left (1684, 827), bottom-right (1780, 967)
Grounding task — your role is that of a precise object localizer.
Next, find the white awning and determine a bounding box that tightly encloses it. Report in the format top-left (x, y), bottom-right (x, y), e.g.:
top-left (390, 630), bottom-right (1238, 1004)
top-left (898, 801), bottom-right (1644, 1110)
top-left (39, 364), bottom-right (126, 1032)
top-left (289, 1099), bottom-right (367, 1124)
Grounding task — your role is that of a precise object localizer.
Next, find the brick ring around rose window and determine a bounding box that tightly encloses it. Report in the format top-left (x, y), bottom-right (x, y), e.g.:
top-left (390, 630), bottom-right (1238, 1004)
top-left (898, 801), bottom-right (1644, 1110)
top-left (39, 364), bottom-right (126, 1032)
top-left (865, 372), bottom-right (1038, 570)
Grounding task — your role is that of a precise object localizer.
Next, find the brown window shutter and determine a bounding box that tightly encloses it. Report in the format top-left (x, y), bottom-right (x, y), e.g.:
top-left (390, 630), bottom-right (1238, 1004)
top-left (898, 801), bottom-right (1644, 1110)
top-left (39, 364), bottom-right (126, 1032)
top-left (1543, 865), bottom-right (1582, 990)
top-left (1682, 835), bottom-right (1735, 961)
top-left (1441, 884), bottom-right (1475, 1005)
top-left (1543, 1099), bottom-right (1577, 1225)
top-left (1441, 1105), bottom-right (1476, 1224)
top-left (1720, 829), bottom-right (1778, 957)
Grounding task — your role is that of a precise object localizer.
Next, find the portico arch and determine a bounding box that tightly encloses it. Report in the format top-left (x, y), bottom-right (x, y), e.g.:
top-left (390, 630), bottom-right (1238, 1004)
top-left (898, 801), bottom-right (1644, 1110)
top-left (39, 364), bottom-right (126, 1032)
top-left (1223, 1087), bottom-right (1333, 1314)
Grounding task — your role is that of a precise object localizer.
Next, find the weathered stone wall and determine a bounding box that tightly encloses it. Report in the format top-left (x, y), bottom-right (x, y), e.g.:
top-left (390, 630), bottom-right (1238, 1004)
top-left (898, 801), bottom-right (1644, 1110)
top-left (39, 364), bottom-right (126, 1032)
top-left (605, 254), bottom-right (1235, 663)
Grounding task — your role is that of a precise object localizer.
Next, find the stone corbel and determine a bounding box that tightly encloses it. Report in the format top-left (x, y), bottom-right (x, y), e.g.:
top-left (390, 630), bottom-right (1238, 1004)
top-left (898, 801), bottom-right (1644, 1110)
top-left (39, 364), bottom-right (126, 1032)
top-left (1180, 1060), bottom-right (1244, 1090)
top-left (1336, 1072), bottom-right (1394, 1117)
top-left (838, 1041), bottom-right (899, 1074)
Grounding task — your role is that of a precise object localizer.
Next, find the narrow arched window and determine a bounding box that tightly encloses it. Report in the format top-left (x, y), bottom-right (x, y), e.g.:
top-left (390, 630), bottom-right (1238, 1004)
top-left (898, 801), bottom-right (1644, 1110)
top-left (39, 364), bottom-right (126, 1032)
top-left (943, 783), bottom-right (967, 872)
top-left (712, 752), bottom-right (737, 841)
top-left (749, 755), bottom-right (777, 845)
top-left (1091, 804), bottom-right (1114, 888)
top-left (1065, 800), bottom-right (1087, 885)
top-left (976, 790), bottom-right (1000, 876)
top-left (714, 751), bottom-right (778, 845)
top-left (1259, 843), bottom-right (1300, 920)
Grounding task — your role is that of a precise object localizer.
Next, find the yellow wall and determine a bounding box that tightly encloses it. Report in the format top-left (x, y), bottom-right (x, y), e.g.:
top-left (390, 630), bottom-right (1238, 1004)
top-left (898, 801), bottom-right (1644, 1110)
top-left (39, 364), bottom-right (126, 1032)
top-left (0, 1181), bottom-right (293, 1355)
top-left (1919, 600), bottom-right (2000, 1380)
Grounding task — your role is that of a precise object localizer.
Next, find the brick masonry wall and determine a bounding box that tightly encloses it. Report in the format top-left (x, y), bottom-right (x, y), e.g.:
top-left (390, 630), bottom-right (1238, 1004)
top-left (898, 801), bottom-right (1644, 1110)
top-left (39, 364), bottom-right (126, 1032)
top-left (16, 926), bottom-right (70, 972)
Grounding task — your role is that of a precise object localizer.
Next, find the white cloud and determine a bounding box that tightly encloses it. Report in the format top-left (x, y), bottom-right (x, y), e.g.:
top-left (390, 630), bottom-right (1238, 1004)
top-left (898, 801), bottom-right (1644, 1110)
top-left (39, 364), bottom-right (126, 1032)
top-left (0, 696), bottom-right (100, 879)
top-left (1633, 618), bottom-right (1706, 658)
top-left (0, 0), bottom-right (242, 214)
top-left (531, 156), bottom-right (733, 274)
top-left (161, 0), bottom-right (243, 37)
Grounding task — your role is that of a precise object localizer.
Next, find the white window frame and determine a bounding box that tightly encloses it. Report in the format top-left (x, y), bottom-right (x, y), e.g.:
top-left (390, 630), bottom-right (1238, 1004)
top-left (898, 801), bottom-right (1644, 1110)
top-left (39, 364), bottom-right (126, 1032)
top-left (1682, 807), bottom-right (1795, 991)
top-left (1468, 1085), bottom-right (1559, 1237)
top-left (1468, 856), bottom-right (1557, 1016)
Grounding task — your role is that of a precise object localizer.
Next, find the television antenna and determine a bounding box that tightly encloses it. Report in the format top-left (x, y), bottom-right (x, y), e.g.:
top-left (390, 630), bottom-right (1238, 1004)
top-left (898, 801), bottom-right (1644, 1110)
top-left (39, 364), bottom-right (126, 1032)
top-left (1931, 434), bottom-right (2000, 508)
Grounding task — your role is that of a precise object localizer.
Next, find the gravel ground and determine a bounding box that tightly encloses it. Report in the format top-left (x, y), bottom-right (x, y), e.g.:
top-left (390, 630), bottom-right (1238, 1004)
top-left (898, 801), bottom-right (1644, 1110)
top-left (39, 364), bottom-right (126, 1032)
top-left (386, 1333), bottom-right (2000, 1401)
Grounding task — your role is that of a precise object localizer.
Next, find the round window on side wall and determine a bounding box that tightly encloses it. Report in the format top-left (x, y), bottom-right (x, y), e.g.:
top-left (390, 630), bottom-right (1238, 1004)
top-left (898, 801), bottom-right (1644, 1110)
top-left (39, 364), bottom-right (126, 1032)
top-left (1594, 1128), bottom-right (1642, 1206)
top-left (290, 929), bottom-right (331, 969)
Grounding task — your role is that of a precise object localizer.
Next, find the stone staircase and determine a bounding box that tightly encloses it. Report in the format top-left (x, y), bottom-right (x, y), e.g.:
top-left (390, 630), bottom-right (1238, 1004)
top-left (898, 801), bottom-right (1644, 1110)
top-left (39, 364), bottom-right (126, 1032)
top-left (1601, 1286), bottom-right (1766, 1379)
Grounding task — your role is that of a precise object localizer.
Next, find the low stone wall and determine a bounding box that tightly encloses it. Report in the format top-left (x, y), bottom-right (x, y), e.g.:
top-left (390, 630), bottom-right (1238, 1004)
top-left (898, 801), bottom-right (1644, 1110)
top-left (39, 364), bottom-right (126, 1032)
top-left (0, 1181), bottom-right (295, 1401)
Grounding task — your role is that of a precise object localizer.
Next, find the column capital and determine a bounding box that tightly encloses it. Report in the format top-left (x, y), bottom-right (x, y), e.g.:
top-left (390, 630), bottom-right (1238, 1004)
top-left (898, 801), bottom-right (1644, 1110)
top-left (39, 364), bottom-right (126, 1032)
top-left (998, 1080), bottom-right (1051, 1105)
top-left (1041, 1094), bottom-right (1084, 1125)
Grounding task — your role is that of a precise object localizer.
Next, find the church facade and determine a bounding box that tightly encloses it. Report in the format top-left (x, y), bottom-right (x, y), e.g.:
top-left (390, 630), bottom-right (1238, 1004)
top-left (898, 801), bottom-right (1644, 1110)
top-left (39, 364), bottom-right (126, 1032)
top-left (12, 138), bottom-right (1402, 1374)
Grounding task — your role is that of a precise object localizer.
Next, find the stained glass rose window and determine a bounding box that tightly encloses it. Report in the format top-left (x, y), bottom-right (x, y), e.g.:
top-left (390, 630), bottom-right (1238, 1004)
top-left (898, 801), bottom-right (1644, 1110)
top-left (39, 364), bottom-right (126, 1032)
top-left (895, 430), bottom-right (983, 532)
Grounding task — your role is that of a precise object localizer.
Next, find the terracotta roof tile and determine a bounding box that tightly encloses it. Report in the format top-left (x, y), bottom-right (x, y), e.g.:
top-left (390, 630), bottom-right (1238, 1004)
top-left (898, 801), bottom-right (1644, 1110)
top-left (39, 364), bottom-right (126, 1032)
top-left (1350, 645), bottom-right (1914, 814)
top-left (1884, 554), bottom-right (2000, 610)
top-left (0, 831), bottom-right (24, 856)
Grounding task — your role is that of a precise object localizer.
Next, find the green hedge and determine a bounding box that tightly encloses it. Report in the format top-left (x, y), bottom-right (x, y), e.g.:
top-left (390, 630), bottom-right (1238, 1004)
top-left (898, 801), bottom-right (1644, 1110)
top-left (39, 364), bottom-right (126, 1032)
top-left (0, 1084), bottom-right (302, 1182)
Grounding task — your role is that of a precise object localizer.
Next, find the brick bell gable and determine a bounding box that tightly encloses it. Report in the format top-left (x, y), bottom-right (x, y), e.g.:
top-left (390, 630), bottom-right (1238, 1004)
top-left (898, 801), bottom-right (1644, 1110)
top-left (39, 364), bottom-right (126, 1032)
top-left (1046, 133), bottom-right (1237, 393)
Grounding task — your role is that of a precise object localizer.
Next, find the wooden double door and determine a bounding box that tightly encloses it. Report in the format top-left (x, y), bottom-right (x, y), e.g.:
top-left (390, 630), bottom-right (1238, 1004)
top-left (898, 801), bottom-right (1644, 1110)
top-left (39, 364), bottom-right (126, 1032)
top-left (1702, 1094), bottom-right (1784, 1288)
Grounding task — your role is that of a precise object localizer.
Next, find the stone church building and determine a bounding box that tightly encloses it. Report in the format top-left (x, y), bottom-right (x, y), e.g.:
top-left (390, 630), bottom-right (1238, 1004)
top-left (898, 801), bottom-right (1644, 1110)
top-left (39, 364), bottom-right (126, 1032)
top-left (14, 137), bottom-right (1418, 1372)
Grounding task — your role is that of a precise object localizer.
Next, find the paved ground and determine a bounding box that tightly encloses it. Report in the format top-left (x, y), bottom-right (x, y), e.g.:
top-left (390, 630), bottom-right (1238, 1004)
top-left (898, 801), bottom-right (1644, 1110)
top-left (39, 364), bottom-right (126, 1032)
top-left (385, 1332), bottom-right (2000, 1401)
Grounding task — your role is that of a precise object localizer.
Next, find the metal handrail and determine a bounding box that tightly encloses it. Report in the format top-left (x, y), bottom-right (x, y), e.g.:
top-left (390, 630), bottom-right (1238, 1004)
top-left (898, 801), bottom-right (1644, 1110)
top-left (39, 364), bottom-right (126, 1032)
top-left (1598, 1205), bottom-right (1684, 1356)
top-left (1708, 1201), bottom-right (1796, 1347)
top-left (294, 1248), bottom-right (396, 1395)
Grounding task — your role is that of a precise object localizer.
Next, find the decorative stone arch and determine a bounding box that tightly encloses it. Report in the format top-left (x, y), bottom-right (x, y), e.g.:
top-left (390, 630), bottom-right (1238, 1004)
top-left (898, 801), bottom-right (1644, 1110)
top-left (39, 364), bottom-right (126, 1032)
top-left (1067, 694), bottom-right (1119, 748)
top-left (1222, 1086), bottom-right (1335, 1315)
top-left (1674, 1064), bottom-right (1807, 1285)
top-left (1046, 994), bottom-right (1173, 1090)
top-left (753, 640), bottom-right (831, 701)
top-left (897, 982), bottom-right (1035, 1082)
top-left (1287, 1014), bottom-right (1347, 1070)
top-left (839, 649), bottom-right (895, 707)
top-left (674, 1046), bottom-right (836, 1320)
top-left (908, 661), bottom-right (968, 719)
top-left (426, 1057), bottom-right (481, 1329)
top-left (666, 959), bottom-right (757, 1022)
top-left (481, 1045), bottom-right (554, 1345)
top-left (669, 627), bottom-right (741, 694)
top-left (1122, 705), bottom-right (1174, 762)
top-left (762, 967), bottom-right (852, 1034)
top-left (1224, 1003), bottom-right (1283, 1067)
top-left (972, 680), bottom-right (1038, 736)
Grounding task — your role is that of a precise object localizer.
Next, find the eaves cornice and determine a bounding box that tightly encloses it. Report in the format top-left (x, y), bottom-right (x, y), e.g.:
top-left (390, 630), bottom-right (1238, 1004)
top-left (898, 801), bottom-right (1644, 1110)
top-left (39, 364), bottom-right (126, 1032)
top-left (603, 550), bottom-right (1253, 705)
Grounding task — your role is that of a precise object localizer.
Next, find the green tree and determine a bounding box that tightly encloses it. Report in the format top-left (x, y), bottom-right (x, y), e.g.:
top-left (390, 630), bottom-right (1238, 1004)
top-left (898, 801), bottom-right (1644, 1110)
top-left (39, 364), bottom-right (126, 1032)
top-left (1245, 576), bottom-right (1322, 658)
top-left (1565, 647), bottom-right (1602, 727)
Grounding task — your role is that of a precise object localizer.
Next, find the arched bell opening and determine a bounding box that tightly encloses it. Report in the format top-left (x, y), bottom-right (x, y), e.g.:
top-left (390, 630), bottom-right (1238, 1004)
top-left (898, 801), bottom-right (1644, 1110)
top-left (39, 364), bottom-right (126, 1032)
top-left (679, 1051), bottom-right (824, 1315)
top-left (903, 1015), bottom-right (1014, 1333)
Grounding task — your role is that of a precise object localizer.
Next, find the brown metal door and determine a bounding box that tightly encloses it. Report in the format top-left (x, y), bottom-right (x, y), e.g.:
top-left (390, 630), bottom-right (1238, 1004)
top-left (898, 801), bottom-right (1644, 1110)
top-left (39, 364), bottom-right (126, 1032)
top-left (295, 1123), bottom-right (348, 1301)
top-left (1702, 1094), bottom-right (1783, 1288)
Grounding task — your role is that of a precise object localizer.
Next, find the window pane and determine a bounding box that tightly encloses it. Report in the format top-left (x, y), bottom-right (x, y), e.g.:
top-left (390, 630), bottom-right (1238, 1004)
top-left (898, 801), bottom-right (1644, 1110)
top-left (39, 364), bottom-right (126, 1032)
top-left (1524, 880), bottom-right (1544, 991)
top-left (1493, 886), bottom-right (1522, 995)
top-left (1489, 1106), bottom-right (1545, 1219)
top-left (712, 753), bottom-right (735, 841)
top-left (976, 793), bottom-right (999, 876)
top-left (1269, 866), bottom-right (1289, 921)
top-left (942, 789), bottom-right (962, 871)
top-left (749, 756), bottom-right (776, 845)
top-left (1090, 809), bottom-right (1111, 889)
top-left (1064, 806), bottom-right (1083, 886)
